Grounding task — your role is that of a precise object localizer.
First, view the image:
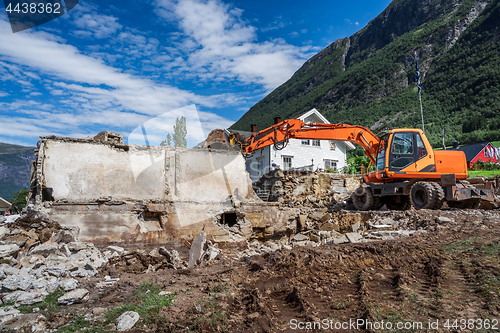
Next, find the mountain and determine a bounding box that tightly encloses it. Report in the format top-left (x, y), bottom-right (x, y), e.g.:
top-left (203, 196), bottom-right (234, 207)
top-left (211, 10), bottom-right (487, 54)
top-left (231, 0), bottom-right (500, 147)
top-left (0, 143), bottom-right (35, 200)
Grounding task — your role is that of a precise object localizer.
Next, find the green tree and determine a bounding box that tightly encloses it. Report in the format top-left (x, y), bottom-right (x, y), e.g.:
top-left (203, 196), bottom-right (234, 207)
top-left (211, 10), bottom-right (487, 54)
top-left (173, 116), bottom-right (187, 148)
top-left (10, 188), bottom-right (29, 213)
top-left (160, 133), bottom-right (172, 146)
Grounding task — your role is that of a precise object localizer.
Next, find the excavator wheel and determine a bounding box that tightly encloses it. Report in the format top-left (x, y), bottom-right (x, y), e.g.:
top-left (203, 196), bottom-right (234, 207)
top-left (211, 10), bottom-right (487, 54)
top-left (383, 195), bottom-right (411, 210)
top-left (410, 181), bottom-right (437, 210)
top-left (352, 186), bottom-right (376, 211)
top-left (430, 183), bottom-right (445, 210)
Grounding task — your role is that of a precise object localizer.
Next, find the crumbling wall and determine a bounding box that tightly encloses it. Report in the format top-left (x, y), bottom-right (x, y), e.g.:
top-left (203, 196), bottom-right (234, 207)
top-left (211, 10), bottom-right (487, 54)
top-left (252, 170), bottom-right (361, 207)
top-left (43, 141), bottom-right (166, 200)
top-left (32, 135), bottom-right (295, 245)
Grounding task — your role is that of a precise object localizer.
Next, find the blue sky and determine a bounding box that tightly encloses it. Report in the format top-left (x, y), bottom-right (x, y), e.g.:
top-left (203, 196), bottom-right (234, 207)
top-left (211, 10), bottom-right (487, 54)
top-left (0, 0), bottom-right (391, 147)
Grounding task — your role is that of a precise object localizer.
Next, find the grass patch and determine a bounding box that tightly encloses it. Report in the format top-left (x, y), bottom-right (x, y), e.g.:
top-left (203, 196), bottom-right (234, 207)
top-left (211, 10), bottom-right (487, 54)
top-left (192, 289), bottom-right (229, 332)
top-left (0, 300), bottom-right (14, 308)
top-left (478, 273), bottom-right (500, 297)
top-left (56, 316), bottom-right (107, 333)
top-left (53, 281), bottom-right (175, 332)
top-left (468, 170), bottom-right (500, 178)
top-left (105, 281), bottom-right (175, 325)
top-left (369, 305), bottom-right (422, 332)
top-left (480, 242), bottom-right (500, 257)
top-left (440, 237), bottom-right (479, 255)
top-left (18, 289), bottom-right (64, 318)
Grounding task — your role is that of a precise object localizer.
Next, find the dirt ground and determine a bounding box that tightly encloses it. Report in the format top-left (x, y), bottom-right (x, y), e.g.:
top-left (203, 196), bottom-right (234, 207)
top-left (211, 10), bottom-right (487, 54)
top-left (37, 208), bottom-right (496, 333)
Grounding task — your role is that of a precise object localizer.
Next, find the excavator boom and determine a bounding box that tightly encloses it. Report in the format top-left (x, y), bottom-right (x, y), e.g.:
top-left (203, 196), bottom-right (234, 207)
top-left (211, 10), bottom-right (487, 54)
top-left (245, 119), bottom-right (380, 164)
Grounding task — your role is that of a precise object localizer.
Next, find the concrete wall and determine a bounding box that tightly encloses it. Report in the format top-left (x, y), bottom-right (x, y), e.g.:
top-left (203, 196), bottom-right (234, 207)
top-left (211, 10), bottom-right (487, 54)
top-left (36, 137), bottom-right (298, 244)
top-left (43, 142), bottom-right (166, 201)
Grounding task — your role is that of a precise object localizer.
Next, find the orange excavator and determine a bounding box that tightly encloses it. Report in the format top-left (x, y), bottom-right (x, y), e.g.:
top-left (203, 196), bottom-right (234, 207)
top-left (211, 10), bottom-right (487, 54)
top-left (244, 118), bottom-right (498, 210)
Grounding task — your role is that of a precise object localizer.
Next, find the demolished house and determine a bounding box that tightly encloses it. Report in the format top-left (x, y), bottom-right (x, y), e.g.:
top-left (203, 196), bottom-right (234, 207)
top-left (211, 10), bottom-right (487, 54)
top-left (28, 132), bottom-right (300, 245)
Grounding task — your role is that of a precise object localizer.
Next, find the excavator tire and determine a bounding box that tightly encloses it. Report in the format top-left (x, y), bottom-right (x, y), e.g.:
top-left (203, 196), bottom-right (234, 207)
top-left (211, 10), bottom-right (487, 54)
top-left (431, 182), bottom-right (445, 210)
top-left (410, 181), bottom-right (437, 210)
top-left (352, 186), bottom-right (376, 211)
top-left (383, 195), bottom-right (411, 210)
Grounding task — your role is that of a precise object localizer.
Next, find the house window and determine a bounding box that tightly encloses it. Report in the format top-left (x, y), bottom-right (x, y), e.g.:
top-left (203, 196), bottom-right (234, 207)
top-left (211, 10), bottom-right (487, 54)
top-left (329, 141), bottom-right (336, 150)
top-left (324, 159), bottom-right (337, 171)
top-left (312, 140), bottom-right (320, 147)
top-left (282, 156), bottom-right (293, 170)
top-left (301, 139), bottom-right (310, 145)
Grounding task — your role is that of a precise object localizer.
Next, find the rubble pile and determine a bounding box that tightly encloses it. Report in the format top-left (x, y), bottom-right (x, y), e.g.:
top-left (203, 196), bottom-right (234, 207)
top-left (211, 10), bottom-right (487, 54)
top-left (252, 170), bottom-right (360, 208)
top-left (0, 216), bottom-right (109, 331)
top-left (235, 208), bottom-right (500, 258)
top-left (108, 247), bottom-right (187, 273)
top-left (106, 231), bottom-right (222, 273)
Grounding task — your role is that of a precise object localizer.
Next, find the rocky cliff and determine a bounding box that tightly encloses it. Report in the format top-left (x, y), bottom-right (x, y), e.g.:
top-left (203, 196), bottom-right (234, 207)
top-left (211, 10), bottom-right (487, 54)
top-left (0, 143), bottom-right (35, 199)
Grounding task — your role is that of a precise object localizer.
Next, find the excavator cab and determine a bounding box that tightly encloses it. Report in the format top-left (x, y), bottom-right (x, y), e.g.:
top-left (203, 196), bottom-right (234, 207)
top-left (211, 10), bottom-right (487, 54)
top-left (367, 129), bottom-right (436, 182)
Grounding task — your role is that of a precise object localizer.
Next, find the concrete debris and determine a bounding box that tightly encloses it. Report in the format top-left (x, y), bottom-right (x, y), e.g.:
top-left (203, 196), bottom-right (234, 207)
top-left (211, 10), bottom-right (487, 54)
top-left (292, 234), bottom-right (308, 242)
top-left (59, 278), bottom-right (78, 291)
top-left (333, 235), bottom-right (349, 244)
top-left (436, 216), bottom-right (454, 224)
top-left (109, 246), bottom-right (187, 273)
top-left (116, 311), bottom-right (140, 331)
top-left (188, 231), bottom-right (207, 267)
top-left (345, 232), bottom-right (363, 243)
top-left (57, 288), bottom-right (90, 305)
top-left (201, 246), bottom-right (221, 262)
top-left (0, 313), bottom-right (46, 332)
top-left (15, 290), bottom-right (48, 306)
top-left (96, 276), bottom-right (120, 289)
top-left (0, 245), bottom-right (20, 260)
top-left (0, 226), bottom-right (9, 239)
top-left (0, 308), bottom-right (20, 325)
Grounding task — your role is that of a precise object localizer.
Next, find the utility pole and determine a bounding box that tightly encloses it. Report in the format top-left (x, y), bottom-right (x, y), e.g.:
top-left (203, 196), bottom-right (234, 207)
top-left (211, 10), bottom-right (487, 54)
top-left (415, 51), bottom-right (425, 134)
top-left (442, 129), bottom-right (446, 150)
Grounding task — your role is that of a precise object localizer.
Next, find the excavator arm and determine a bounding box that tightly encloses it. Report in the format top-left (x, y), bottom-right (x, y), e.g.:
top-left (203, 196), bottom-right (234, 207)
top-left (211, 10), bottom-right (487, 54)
top-left (245, 119), bottom-right (381, 164)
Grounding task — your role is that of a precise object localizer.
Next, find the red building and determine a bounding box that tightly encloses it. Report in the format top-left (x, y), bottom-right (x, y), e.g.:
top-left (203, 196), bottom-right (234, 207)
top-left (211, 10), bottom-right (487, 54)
top-left (453, 142), bottom-right (499, 169)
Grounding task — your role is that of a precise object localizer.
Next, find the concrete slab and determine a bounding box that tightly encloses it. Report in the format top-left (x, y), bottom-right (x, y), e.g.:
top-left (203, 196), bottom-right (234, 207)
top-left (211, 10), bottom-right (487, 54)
top-left (345, 232), bottom-right (362, 243)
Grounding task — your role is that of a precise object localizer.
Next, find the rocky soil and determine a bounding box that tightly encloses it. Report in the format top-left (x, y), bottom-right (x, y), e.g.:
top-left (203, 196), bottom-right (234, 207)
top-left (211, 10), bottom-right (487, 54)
top-left (0, 207), bottom-right (499, 332)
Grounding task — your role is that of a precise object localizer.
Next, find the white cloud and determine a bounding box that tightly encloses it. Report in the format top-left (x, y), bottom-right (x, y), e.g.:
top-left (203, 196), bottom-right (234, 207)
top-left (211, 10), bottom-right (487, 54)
top-left (73, 13), bottom-right (122, 38)
top-left (154, 0), bottom-right (315, 91)
top-left (0, 19), bottom-right (236, 145)
top-left (261, 15), bottom-right (288, 32)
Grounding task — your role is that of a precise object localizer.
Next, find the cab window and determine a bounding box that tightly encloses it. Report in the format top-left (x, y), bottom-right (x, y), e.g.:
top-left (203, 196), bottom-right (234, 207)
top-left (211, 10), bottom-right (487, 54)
top-left (389, 133), bottom-right (414, 170)
top-left (392, 133), bottom-right (413, 154)
top-left (416, 134), bottom-right (427, 160)
top-left (376, 135), bottom-right (388, 172)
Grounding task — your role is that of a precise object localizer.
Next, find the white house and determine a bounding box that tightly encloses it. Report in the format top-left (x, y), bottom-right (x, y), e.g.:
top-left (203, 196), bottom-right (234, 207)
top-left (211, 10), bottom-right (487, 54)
top-left (242, 109), bottom-right (355, 182)
top-left (0, 197), bottom-right (11, 216)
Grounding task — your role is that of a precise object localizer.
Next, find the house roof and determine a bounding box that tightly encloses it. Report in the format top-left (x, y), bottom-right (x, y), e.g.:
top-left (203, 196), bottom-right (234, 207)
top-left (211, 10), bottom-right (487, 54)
top-left (296, 108), bottom-right (330, 124)
top-left (0, 197), bottom-right (11, 209)
top-left (289, 108), bottom-right (355, 150)
top-left (452, 142), bottom-right (489, 162)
